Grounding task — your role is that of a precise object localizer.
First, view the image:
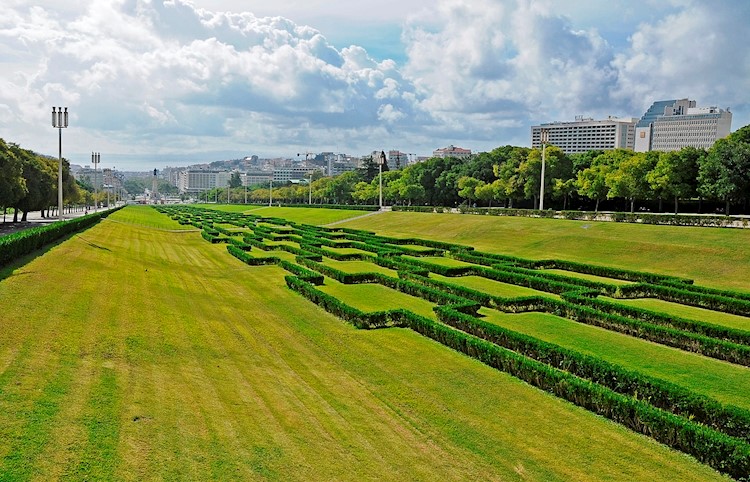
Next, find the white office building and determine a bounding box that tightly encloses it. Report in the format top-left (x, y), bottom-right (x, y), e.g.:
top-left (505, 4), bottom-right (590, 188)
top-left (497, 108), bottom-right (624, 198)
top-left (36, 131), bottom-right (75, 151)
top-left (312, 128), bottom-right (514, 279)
top-left (530, 116), bottom-right (636, 154)
top-left (634, 99), bottom-right (732, 152)
top-left (432, 145), bottom-right (472, 159)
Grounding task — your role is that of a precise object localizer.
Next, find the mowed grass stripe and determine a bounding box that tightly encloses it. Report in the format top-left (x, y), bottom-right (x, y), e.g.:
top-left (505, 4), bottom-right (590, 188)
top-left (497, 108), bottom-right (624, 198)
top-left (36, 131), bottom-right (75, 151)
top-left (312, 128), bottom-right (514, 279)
top-left (542, 268), bottom-right (634, 286)
top-left (321, 259), bottom-right (399, 277)
top-left (0, 206), bottom-right (727, 480)
top-left (606, 296), bottom-right (750, 332)
top-left (478, 308), bottom-right (750, 410)
top-left (318, 279), bottom-right (439, 320)
top-left (431, 273), bottom-right (560, 300)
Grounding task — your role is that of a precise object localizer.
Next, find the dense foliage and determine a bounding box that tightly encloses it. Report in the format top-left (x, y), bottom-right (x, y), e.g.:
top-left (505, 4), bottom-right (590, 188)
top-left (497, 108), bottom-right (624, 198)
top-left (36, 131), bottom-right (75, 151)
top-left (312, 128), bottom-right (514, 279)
top-left (218, 125), bottom-right (750, 214)
top-left (0, 138), bottom-right (91, 221)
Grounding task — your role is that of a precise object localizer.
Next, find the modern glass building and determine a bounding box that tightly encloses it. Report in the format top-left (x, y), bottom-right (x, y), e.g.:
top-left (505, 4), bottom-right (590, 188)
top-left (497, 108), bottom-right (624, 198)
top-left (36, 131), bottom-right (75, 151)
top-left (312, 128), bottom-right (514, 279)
top-left (634, 99), bottom-right (732, 152)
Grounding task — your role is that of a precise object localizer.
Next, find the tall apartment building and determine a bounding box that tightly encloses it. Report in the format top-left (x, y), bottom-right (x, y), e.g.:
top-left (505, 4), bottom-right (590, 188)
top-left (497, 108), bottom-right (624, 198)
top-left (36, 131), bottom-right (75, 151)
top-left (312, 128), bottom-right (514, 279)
top-left (388, 150), bottom-right (409, 169)
top-left (634, 99), bottom-right (732, 152)
top-left (530, 116), bottom-right (636, 154)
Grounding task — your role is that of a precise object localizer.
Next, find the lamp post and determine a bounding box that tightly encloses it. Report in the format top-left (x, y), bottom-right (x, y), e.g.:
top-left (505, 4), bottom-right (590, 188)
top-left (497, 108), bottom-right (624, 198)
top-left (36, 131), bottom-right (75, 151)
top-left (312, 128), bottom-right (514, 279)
top-left (269, 175), bottom-right (273, 207)
top-left (539, 129), bottom-right (549, 211)
top-left (52, 107), bottom-right (68, 221)
top-left (378, 150), bottom-right (386, 209)
top-left (308, 171), bottom-right (313, 205)
top-left (91, 152), bottom-right (100, 212)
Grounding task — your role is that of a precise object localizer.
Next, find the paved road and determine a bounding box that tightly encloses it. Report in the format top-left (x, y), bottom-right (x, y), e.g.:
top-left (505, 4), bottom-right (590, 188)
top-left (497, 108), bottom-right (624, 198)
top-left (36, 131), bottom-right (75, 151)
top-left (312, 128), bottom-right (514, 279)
top-left (0, 205), bottom-right (120, 237)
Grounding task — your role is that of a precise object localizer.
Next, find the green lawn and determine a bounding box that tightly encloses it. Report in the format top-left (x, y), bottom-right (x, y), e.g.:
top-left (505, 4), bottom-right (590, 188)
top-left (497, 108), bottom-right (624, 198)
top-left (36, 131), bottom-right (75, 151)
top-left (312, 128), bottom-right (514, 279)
top-left (479, 308), bottom-right (750, 410)
top-left (604, 297), bottom-right (750, 332)
top-left (194, 203), bottom-right (266, 213)
top-left (542, 269), bottom-right (633, 286)
top-left (322, 246), bottom-right (375, 257)
top-left (340, 212), bottom-right (750, 292)
top-left (321, 259), bottom-right (399, 277)
top-left (318, 278), bottom-right (438, 320)
top-left (432, 274), bottom-right (560, 300)
top-left (0, 205), bottom-right (724, 481)
top-left (404, 255), bottom-right (476, 268)
top-left (245, 206), bottom-right (370, 225)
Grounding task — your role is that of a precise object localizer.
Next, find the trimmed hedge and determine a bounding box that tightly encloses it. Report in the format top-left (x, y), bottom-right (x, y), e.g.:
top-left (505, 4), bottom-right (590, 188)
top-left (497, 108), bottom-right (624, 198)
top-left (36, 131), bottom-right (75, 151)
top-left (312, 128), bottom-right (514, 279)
top-left (435, 305), bottom-right (750, 443)
top-left (403, 312), bottom-right (750, 480)
top-left (565, 291), bottom-right (750, 347)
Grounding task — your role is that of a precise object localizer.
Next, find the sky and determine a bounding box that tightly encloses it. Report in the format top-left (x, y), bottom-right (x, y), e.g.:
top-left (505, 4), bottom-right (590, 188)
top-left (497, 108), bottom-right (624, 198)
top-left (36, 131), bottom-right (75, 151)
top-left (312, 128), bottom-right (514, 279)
top-left (1, 0), bottom-right (748, 171)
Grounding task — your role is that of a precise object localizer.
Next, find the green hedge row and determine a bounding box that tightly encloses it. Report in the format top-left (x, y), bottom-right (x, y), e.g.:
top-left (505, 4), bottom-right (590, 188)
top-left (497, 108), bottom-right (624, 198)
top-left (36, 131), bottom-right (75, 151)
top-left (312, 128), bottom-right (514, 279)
top-left (226, 245), bottom-right (278, 265)
top-left (283, 263), bottom-right (750, 478)
top-left (435, 305), bottom-right (750, 443)
top-left (0, 208), bottom-right (121, 266)
top-left (402, 312), bottom-right (750, 480)
top-left (565, 292), bottom-right (750, 347)
top-left (617, 283), bottom-right (750, 316)
top-left (285, 275), bottom-right (405, 329)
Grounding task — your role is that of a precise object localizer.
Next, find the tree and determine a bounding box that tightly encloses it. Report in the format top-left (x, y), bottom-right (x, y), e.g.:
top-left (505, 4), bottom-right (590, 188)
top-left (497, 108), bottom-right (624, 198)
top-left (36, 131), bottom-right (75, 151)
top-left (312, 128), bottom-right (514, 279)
top-left (0, 139), bottom-right (27, 220)
top-left (647, 147), bottom-right (702, 214)
top-left (229, 171), bottom-right (243, 188)
top-left (457, 176), bottom-right (483, 205)
top-left (493, 147), bottom-right (528, 207)
top-left (518, 145), bottom-right (569, 209)
top-left (352, 181), bottom-right (377, 204)
top-left (359, 156), bottom-right (379, 182)
top-left (475, 182), bottom-right (496, 207)
top-left (576, 150), bottom-right (626, 212)
top-left (605, 151), bottom-right (656, 212)
top-left (399, 183), bottom-right (426, 205)
top-left (698, 135), bottom-right (750, 214)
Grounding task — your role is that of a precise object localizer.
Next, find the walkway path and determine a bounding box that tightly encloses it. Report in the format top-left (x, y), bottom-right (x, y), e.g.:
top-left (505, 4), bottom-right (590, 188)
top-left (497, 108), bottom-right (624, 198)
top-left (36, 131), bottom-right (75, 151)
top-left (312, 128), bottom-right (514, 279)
top-left (324, 208), bottom-right (389, 227)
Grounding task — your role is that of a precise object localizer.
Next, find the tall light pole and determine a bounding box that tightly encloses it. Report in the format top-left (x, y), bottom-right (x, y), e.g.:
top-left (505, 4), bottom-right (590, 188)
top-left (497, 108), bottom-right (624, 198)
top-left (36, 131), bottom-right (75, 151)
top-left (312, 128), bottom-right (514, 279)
top-left (379, 150), bottom-right (386, 209)
top-left (308, 171), bottom-right (313, 205)
top-left (269, 175), bottom-right (273, 207)
top-left (52, 107), bottom-right (68, 221)
top-left (91, 152), bottom-right (100, 212)
top-left (539, 129), bottom-right (549, 211)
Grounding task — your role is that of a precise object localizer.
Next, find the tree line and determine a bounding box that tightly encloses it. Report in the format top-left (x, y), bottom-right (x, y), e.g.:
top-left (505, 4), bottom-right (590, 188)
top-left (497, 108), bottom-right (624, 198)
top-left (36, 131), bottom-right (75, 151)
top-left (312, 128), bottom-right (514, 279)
top-left (0, 138), bottom-right (95, 222)
top-left (217, 124), bottom-right (750, 215)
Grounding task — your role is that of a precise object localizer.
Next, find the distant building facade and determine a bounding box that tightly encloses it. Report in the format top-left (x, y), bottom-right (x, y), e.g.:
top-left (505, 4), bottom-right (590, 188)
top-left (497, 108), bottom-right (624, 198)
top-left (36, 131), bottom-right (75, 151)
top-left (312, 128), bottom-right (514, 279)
top-left (432, 145), bottom-right (472, 159)
top-left (530, 116), bottom-right (636, 154)
top-left (388, 150), bottom-right (409, 169)
top-left (634, 99), bottom-right (732, 152)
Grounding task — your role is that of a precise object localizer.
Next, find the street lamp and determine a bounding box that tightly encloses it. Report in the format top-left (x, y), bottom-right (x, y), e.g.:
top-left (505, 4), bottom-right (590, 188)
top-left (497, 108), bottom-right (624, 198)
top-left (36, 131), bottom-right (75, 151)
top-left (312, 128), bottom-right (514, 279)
top-left (539, 129), bottom-right (549, 211)
top-left (379, 150), bottom-right (386, 209)
top-left (308, 171), bottom-right (313, 205)
top-left (269, 174), bottom-right (273, 207)
top-left (52, 107), bottom-right (68, 221)
top-left (91, 152), bottom-right (100, 212)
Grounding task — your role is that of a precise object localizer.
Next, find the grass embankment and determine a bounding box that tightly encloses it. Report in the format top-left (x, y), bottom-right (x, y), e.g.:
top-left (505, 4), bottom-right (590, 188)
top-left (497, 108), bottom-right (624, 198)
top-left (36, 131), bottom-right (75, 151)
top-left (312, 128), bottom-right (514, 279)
top-left (340, 212), bottom-right (750, 292)
top-left (0, 205), bottom-right (725, 481)
top-left (211, 205), bottom-right (370, 225)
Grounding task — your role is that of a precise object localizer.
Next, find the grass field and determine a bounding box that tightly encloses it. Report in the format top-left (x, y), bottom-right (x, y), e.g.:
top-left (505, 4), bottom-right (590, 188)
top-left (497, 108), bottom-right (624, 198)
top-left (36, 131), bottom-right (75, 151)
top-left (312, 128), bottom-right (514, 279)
top-left (542, 268), bottom-right (633, 286)
top-left (340, 212), bottom-right (750, 292)
top-left (431, 274), bottom-right (560, 299)
top-left (479, 309), bottom-right (750, 409)
top-left (213, 205), bottom-right (370, 225)
top-left (604, 297), bottom-right (750, 332)
top-left (0, 205), bottom-right (727, 480)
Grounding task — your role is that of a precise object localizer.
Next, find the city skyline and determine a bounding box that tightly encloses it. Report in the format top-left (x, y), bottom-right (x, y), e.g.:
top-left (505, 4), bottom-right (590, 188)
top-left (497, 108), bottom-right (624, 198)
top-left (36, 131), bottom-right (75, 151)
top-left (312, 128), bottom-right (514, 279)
top-left (1, 0), bottom-right (748, 171)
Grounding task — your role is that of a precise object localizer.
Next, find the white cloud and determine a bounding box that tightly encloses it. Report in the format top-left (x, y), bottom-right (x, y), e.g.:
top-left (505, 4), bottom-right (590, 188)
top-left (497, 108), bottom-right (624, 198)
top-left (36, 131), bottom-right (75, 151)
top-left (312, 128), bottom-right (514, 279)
top-left (0, 0), bottom-right (747, 169)
top-left (611, 1), bottom-right (750, 114)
